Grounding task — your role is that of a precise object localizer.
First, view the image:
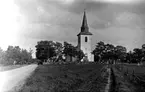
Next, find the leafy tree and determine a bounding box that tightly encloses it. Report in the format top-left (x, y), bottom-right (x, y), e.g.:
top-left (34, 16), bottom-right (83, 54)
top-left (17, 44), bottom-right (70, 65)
top-left (102, 43), bottom-right (115, 60)
top-left (141, 44), bottom-right (145, 62)
top-left (126, 51), bottom-right (132, 63)
top-left (63, 41), bottom-right (84, 62)
top-left (5, 46), bottom-right (21, 64)
top-left (35, 41), bottom-right (64, 64)
top-left (21, 49), bottom-right (33, 64)
top-left (36, 41), bottom-right (54, 63)
top-left (63, 42), bottom-right (76, 61)
top-left (92, 41), bottom-right (106, 62)
top-left (142, 44), bottom-right (145, 51)
top-left (92, 42), bottom-right (117, 63)
top-left (52, 42), bottom-right (63, 63)
top-left (75, 48), bottom-right (85, 61)
top-left (132, 48), bottom-right (143, 63)
top-left (1, 46), bottom-right (33, 65)
top-left (0, 47), bottom-right (6, 65)
top-left (125, 48), bottom-right (145, 64)
top-left (92, 41), bottom-right (128, 64)
top-left (115, 45), bottom-right (127, 62)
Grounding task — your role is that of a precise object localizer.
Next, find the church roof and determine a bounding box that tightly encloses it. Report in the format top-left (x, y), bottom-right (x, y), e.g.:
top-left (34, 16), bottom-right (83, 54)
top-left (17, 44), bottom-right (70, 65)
top-left (77, 31), bottom-right (92, 36)
top-left (77, 10), bottom-right (93, 36)
top-left (82, 10), bottom-right (88, 28)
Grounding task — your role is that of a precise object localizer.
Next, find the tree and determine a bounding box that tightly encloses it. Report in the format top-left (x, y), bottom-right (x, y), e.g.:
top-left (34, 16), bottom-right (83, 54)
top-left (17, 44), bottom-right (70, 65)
top-left (35, 41), bottom-right (64, 64)
top-left (51, 42), bottom-right (63, 63)
top-left (92, 41), bottom-right (117, 63)
top-left (142, 44), bottom-right (145, 51)
top-left (0, 47), bottom-right (6, 65)
top-left (102, 43), bottom-right (115, 61)
top-left (92, 41), bottom-right (106, 62)
top-left (115, 45), bottom-right (127, 63)
top-left (2, 46), bottom-right (33, 65)
top-left (63, 42), bottom-right (75, 62)
top-left (63, 41), bottom-right (84, 62)
top-left (132, 48), bottom-right (143, 63)
top-left (21, 49), bottom-right (33, 64)
top-left (35, 41), bottom-right (55, 64)
top-left (5, 46), bottom-right (21, 64)
top-left (92, 41), bottom-right (128, 64)
top-left (75, 48), bottom-right (85, 61)
top-left (126, 51), bottom-right (133, 63)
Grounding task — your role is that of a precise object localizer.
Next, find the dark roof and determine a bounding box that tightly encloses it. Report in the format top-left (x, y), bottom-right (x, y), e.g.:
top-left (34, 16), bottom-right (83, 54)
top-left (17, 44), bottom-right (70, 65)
top-left (77, 10), bottom-right (93, 36)
top-left (82, 11), bottom-right (88, 28)
top-left (77, 31), bottom-right (93, 36)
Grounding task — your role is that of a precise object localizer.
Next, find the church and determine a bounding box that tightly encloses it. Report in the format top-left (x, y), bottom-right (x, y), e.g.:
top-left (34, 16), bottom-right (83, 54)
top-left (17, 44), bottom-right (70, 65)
top-left (77, 11), bottom-right (94, 62)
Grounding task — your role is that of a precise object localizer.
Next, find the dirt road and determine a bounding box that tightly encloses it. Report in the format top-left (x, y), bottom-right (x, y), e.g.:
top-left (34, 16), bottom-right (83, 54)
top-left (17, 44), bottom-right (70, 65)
top-left (0, 64), bottom-right (38, 92)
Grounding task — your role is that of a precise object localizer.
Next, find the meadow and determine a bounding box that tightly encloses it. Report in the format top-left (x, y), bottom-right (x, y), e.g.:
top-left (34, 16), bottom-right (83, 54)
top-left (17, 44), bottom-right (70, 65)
top-left (2, 63), bottom-right (145, 92)
top-left (114, 64), bottom-right (145, 92)
top-left (19, 63), bottom-right (109, 92)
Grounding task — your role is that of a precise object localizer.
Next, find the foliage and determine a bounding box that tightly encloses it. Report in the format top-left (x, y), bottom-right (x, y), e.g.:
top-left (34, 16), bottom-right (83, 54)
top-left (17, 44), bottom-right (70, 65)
top-left (63, 42), bottom-right (75, 57)
top-left (115, 45), bottom-right (127, 62)
top-left (0, 47), bottom-right (6, 64)
top-left (133, 48), bottom-right (143, 63)
top-left (92, 41), bottom-right (127, 63)
top-left (92, 41), bottom-right (145, 64)
top-left (75, 48), bottom-right (85, 61)
top-left (0, 46), bottom-right (33, 65)
top-left (36, 41), bottom-right (55, 62)
top-left (92, 41), bottom-right (105, 62)
top-left (63, 41), bottom-right (84, 61)
top-left (35, 41), bottom-right (63, 63)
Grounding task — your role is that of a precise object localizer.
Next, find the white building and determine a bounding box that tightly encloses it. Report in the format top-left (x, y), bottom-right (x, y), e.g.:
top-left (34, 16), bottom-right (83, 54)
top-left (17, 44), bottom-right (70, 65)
top-left (77, 11), bottom-right (94, 62)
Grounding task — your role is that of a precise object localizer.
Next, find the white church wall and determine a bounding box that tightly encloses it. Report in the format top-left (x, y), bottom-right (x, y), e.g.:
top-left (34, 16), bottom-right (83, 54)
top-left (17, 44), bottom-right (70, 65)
top-left (79, 35), bottom-right (94, 62)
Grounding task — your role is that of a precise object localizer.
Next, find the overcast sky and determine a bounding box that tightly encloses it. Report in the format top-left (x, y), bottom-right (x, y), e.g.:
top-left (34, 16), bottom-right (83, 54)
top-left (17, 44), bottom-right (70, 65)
top-left (0, 0), bottom-right (145, 57)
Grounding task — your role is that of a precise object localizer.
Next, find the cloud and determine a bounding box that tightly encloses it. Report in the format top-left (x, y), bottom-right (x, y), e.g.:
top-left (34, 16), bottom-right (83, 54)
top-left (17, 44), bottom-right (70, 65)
top-left (96, 0), bottom-right (144, 4)
top-left (113, 12), bottom-right (144, 27)
top-left (11, 0), bottom-right (145, 54)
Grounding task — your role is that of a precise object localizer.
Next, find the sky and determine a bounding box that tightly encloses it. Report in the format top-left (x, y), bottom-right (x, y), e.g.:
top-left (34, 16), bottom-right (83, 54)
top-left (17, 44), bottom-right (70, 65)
top-left (0, 0), bottom-right (145, 57)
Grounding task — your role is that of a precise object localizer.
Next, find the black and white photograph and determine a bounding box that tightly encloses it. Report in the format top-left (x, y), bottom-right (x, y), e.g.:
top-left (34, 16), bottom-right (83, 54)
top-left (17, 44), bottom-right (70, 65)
top-left (0, 0), bottom-right (145, 92)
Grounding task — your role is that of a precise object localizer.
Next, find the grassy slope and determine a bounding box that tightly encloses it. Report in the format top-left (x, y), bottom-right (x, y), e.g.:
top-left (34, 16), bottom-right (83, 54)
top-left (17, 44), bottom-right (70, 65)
top-left (19, 63), bottom-right (105, 92)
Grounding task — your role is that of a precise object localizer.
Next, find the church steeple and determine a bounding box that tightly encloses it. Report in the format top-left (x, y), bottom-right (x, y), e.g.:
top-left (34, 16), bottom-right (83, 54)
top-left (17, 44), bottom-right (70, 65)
top-left (77, 10), bottom-right (92, 36)
top-left (81, 10), bottom-right (88, 29)
top-left (77, 10), bottom-right (94, 61)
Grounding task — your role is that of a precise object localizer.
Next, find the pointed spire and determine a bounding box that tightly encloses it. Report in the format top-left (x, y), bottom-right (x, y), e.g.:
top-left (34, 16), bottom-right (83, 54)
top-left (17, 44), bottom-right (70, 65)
top-left (81, 9), bottom-right (88, 28)
top-left (77, 9), bottom-right (92, 36)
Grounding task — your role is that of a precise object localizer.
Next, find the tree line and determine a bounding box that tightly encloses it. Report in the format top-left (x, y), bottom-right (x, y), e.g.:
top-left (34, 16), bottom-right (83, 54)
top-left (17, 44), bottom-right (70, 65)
top-left (35, 41), bottom-right (84, 64)
top-left (0, 46), bottom-right (33, 65)
top-left (36, 40), bottom-right (145, 64)
top-left (92, 41), bottom-right (145, 64)
top-left (1, 40), bottom-right (144, 65)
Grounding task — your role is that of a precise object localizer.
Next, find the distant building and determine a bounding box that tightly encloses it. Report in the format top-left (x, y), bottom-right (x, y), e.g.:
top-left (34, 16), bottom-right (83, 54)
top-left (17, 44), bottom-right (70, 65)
top-left (77, 10), bottom-right (94, 62)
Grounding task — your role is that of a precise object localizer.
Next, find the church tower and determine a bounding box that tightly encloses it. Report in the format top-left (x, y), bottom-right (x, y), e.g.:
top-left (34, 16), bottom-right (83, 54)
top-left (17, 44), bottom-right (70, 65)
top-left (77, 10), bottom-right (94, 62)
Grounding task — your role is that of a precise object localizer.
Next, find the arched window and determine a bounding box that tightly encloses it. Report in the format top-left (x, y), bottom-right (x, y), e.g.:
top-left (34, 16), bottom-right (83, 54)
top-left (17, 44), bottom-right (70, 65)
top-left (85, 37), bottom-right (88, 42)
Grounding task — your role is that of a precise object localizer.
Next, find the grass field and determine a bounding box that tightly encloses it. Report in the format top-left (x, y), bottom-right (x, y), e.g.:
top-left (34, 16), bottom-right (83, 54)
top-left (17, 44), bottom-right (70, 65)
top-left (2, 63), bottom-right (145, 92)
top-left (114, 64), bottom-right (145, 76)
top-left (19, 63), bottom-right (108, 92)
top-left (114, 64), bottom-right (145, 92)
